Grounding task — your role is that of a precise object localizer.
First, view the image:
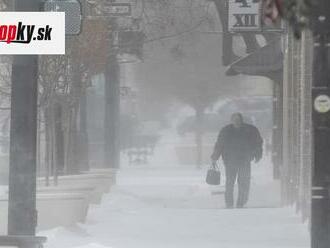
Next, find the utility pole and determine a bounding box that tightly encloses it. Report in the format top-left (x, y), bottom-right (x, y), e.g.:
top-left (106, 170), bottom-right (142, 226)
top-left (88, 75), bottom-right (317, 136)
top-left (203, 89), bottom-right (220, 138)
top-left (311, 34), bottom-right (330, 248)
top-left (309, 1), bottom-right (330, 248)
top-left (272, 76), bottom-right (283, 180)
top-left (104, 20), bottom-right (120, 169)
top-left (260, 0), bottom-right (330, 246)
top-left (7, 0), bottom-right (39, 236)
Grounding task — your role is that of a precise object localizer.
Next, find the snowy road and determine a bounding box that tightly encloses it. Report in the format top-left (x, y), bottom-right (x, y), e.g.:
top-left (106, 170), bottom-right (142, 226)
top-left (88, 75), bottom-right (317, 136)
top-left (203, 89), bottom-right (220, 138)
top-left (42, 163), bottom-right (310, 248)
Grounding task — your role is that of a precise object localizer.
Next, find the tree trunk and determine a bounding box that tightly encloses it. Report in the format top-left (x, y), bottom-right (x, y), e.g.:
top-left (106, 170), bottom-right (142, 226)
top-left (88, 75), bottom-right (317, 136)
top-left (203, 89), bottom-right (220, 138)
top-left (104, 55), bottom-right (120, 169)
top-left (44, 100), bottom-right (58, 184)
top-left (195, 106), bottom-right (204, 169)
top-left (77, 88), bottom-right (89, 171)
top-left (43, 107), bottom-right (51, 186)
top-left (66, 61), bottom-right (85, 175)
top-left (66, 106), bottom-right (80, 175)
top-left (54, 102), bottom-right (65, 175)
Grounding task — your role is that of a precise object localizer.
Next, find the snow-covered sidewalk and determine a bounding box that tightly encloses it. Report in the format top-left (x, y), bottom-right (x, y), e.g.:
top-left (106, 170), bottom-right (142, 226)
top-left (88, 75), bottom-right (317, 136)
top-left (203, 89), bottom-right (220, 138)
top-left (42, 164), bottom-right (309, 248)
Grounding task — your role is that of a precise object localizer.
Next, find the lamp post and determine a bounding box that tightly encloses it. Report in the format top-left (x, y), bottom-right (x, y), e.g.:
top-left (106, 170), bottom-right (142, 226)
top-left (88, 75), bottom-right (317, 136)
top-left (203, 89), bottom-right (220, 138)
top-left (7, 0), bottom-right (40, 236)
top-left (0, 0), bottom-right (47, 247)
top-left (104, 19), bottom-right (120, 169)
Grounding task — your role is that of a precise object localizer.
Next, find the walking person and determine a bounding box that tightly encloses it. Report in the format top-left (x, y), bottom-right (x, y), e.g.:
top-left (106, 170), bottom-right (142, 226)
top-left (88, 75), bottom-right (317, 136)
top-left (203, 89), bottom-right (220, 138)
top-left (211, 113), bottom-right (263, 208)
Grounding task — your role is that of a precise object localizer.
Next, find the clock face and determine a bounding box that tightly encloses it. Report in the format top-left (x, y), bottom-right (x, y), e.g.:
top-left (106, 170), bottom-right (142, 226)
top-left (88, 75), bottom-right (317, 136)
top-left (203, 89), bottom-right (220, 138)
top-left (314, 95), bottom-right (330, 113)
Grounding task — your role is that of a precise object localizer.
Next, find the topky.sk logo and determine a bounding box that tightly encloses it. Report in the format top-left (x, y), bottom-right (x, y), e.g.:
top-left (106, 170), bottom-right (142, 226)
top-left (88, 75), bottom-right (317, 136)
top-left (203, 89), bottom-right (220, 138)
top-left (0, 12), bottom-right (65, 55)
top-left (0, 22), bottom-right (53, 44)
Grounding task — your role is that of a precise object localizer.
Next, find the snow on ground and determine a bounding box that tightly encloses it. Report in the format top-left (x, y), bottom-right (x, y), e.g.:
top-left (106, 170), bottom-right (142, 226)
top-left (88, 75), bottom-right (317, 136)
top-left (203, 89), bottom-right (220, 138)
top-left (41, 166), bottom-right (309, 248)
top-left (41, 135), bottom-right (310, 248)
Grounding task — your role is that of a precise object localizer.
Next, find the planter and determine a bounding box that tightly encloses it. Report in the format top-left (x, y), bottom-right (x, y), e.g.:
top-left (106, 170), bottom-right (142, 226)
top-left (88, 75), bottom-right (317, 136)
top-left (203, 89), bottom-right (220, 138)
top-left (82, 168), bottom-right (118, 186)
top-left (0, 192), bottom-right (89, 233)
top-left (38, 174), bottom-right (113, 203)
top-left (37, 185), bottom-right (95, 205)
top-left (36, 192), bottom-right (89, 230)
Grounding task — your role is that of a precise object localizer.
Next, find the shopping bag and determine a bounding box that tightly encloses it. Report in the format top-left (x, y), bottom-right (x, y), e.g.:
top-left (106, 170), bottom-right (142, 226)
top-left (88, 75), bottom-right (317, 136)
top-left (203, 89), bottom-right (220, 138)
top-left (206, 163), bottom-right (221, 185)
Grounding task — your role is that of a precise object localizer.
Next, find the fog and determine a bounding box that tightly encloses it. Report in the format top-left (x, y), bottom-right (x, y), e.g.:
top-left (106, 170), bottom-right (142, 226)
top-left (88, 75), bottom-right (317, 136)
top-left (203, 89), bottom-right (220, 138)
top-left (0, 0), bottom-right (312, 247)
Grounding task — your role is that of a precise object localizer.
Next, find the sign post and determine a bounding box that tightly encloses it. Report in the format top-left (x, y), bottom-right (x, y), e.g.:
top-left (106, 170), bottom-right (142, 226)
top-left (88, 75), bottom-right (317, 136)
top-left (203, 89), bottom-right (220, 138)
top-left (228, 0), bottom-right (284, 33)
top-left (44, 0), bottom-right (82, 35)
top-left (103, 3), bottom-right (131, 17)
top-left (102, 2), bottom-right (132, 169)
top-left (226, 0), bottom-right (284, 181)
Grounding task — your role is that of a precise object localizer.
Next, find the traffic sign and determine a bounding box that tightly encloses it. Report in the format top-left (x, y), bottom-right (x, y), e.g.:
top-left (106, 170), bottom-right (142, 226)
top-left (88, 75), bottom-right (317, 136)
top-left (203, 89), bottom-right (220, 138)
top-left (44, 0), bottom-right (82, 35)
top-left (103, 3), bottom-right (131, 17)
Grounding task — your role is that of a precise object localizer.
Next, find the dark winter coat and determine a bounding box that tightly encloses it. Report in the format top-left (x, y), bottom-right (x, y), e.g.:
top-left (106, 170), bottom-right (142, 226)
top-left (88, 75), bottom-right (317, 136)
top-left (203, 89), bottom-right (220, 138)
top-left (211, 123), bottom-right (263, 165)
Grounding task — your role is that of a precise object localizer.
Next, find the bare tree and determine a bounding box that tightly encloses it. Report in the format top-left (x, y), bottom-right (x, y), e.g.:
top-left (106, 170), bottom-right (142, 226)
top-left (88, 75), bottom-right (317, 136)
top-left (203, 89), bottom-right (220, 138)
top-left (133, 0), bottom-right (243, 167)
top-left (37, 17), bottom-right (110, 178)
top-left (0, 56), bottom-right (12, 154)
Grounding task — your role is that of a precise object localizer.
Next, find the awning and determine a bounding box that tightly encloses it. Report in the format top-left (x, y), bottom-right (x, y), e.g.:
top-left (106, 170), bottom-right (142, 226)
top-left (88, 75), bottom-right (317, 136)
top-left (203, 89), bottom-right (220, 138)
top-left (226, 38), bottom-right (283, 82)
